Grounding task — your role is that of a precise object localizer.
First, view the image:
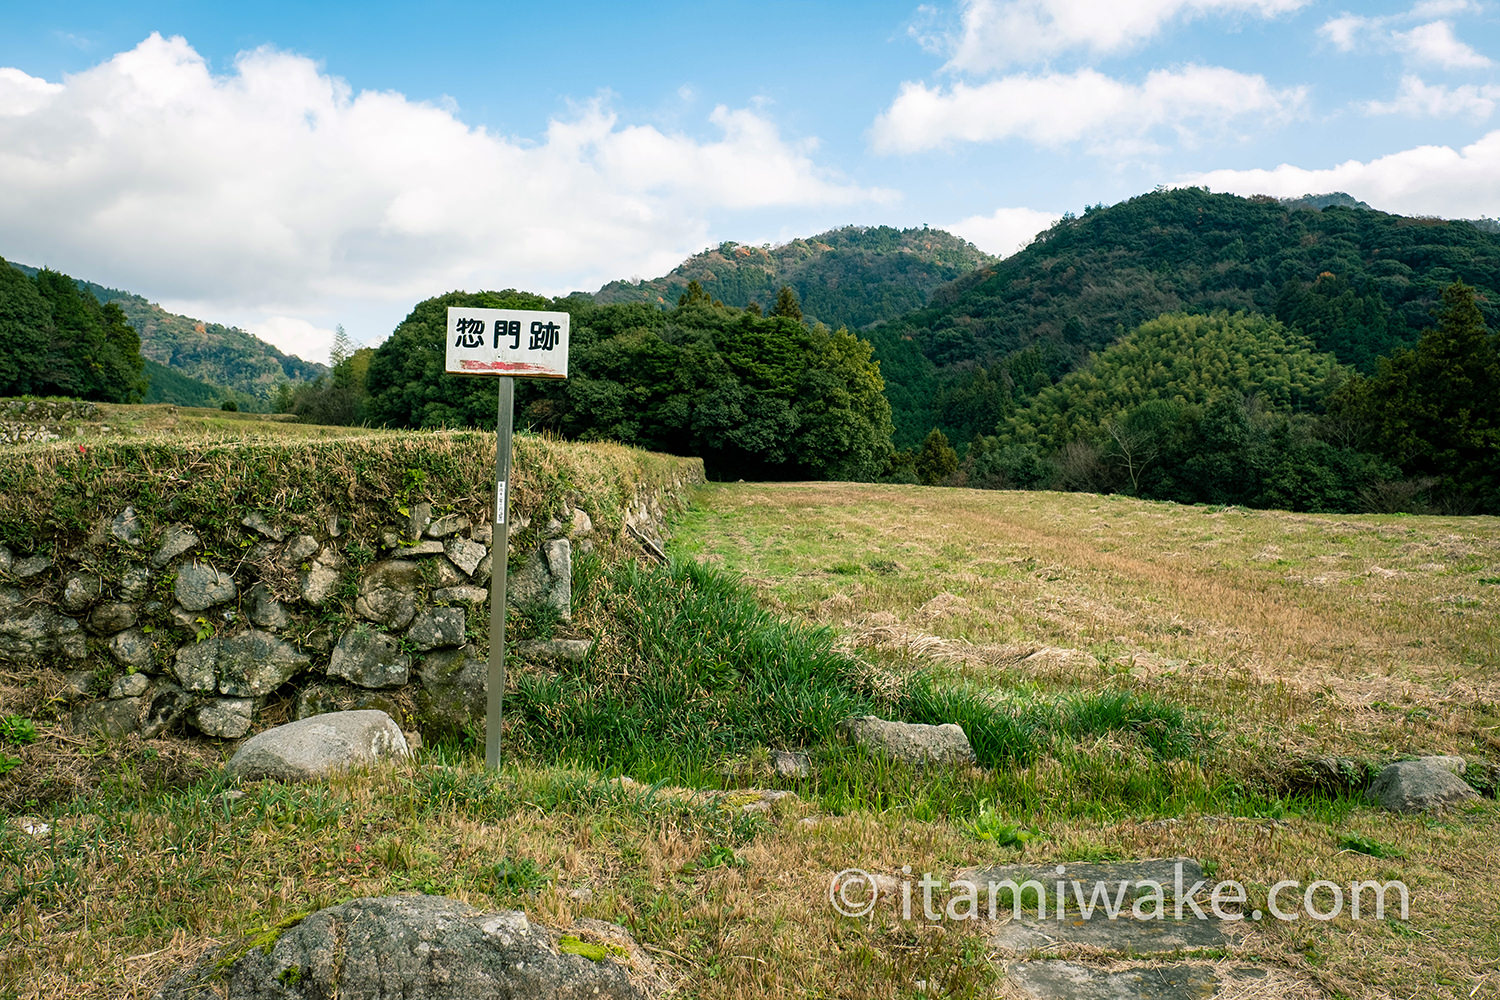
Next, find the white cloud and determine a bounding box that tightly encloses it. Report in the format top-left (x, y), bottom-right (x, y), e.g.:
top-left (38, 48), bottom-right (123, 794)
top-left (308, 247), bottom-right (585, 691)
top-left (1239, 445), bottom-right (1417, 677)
top-left (0, 34), bottom-right (890, 359)
top-left (1363, 74), bottom-right (1500, 117)
top-left (1185, 129), bottom-right (1500, 218)
top-left (243, 316), bottom-right (341, 365)
top-left (1395, 20), bottom-right (1493, 69)
top-left (1319, 7), bottom-right (1492, 68)
top-left (0, 67), bottom-right (63, 116)
top-left (872, 65), bottom-right (1304, 154)
top-left (945, 206), bottom-right (1063, 256)
top-left (944, 0), bottom-right (1311, 73)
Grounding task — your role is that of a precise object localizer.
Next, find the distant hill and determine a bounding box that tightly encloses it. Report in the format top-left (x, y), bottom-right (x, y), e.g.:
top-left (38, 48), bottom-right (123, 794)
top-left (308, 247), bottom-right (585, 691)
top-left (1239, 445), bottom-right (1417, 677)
top-left (872, 187), bottom-right (1500, 447)
top-left (6, 261), bottom-right (325, 405)
top-left (593, 225), bottom-right (996, 331)
top-left (1280, 192), bottom-right (1375, 212)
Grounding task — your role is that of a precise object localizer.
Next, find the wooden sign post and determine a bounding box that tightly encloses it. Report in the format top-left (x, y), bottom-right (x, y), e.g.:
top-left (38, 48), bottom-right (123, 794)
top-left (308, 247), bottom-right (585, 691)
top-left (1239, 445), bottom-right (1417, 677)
top-left (445, 306), bottom-right (570, 768)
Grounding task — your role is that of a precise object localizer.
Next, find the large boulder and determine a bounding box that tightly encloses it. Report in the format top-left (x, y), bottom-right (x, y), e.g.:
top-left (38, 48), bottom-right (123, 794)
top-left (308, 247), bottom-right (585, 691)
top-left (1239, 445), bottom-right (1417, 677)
top-left (1368, 757), bottom-right (1479, 812)
top-left (226, 710), bottom-right (410, 782)
top-left (846, 715), bottom-right (976, 766)
top-left (155, 895), bottom-right (649, 1000)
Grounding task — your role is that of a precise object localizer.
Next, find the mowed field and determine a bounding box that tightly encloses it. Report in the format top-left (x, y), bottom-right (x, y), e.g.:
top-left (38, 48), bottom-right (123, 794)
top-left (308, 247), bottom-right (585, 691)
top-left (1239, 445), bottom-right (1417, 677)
top-left (672, 481), bottom-right (1500, 998)
top-left (674, 482), bottom-right (1500, 766)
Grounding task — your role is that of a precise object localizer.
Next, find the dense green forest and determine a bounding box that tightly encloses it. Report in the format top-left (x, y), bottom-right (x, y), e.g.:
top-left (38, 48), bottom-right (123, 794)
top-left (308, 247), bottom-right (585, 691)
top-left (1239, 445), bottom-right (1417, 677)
top-left (0, 258), bottom-right (145, 403)
top-left (874, 187), bottom-right (1500, 449)
top-left (299, 283), bottom-right (892, 481)
top-left (893, 284), bottom-right (1499, 514)
top-left (594, 225), bottom-right (994, 332)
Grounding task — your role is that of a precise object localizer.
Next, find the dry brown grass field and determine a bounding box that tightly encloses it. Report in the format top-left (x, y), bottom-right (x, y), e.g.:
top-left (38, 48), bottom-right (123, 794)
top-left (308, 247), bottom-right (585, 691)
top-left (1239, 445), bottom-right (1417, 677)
top-left (3, 463), bottom-right (1498, 1000)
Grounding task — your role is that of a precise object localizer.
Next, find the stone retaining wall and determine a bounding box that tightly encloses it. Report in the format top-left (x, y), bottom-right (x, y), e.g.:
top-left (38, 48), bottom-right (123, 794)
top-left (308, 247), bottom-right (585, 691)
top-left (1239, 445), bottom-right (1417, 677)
top-left (0, 473), bottom-right (696, 742)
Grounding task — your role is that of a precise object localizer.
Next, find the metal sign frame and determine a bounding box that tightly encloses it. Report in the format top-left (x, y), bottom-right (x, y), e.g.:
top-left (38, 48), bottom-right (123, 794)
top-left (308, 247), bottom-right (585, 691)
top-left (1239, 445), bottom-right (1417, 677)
top-left (446, 306), bottom-right (570, 768)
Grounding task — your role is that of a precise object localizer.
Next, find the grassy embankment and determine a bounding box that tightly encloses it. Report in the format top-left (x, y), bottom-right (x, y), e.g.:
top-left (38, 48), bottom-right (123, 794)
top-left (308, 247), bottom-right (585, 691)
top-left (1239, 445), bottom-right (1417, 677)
top-left (2, 412), bottom-right (1497, 999)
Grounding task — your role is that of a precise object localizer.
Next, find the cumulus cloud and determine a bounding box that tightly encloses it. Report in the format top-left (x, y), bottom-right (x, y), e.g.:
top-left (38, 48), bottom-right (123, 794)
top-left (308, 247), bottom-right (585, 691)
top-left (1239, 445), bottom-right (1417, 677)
top-left (1395, 20), bottom-right (1493, 69)
top-left (872, 65), bottom-right (1304, 154)
top-left (1319, 7), bottom-right (1492, 69)
top-left (944, 0), bottom-right (1310, 73)
top-left (0, 34), bottom-right (889, 357)
top-left (1363, 74), bottom-right (1500, 117)
top-left (945, 206), bottom-right (1063, 257)
top-left (1185, 129), bottom-right (1500, 218)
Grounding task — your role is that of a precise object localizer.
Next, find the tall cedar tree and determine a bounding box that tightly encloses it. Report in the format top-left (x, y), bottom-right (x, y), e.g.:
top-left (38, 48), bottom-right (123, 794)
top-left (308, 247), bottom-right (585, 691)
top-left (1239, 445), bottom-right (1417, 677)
top-left (1346, 281), bottom-right (1500, 510)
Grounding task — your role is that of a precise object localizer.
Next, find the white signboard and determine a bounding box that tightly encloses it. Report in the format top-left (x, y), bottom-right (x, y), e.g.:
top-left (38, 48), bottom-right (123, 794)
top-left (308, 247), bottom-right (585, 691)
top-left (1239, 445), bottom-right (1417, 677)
top-left (445, 307), bottom-right (570, 379)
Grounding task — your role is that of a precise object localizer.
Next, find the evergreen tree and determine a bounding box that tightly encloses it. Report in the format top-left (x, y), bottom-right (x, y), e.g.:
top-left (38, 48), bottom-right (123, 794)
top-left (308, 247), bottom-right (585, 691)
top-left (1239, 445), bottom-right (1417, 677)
top-left (772, 285), bottom-right (803, 321)
top-left (914, 428), bottom-right (958, 485)
top-left (0, 260), bottom-right (53, 396)
top-left (1356, 281), bottom-right (1500, 509)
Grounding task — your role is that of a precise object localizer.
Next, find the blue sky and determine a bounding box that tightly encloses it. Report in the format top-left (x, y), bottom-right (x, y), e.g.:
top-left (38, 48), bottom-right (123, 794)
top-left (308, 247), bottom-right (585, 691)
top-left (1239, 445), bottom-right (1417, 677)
top-left (2, 1), bottom-right (1498, 362)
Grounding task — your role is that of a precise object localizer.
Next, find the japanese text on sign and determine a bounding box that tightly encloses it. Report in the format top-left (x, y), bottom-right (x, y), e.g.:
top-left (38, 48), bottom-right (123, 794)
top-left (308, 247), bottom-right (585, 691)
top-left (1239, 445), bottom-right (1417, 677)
top-left (446, 307), bottom-right (570, 379)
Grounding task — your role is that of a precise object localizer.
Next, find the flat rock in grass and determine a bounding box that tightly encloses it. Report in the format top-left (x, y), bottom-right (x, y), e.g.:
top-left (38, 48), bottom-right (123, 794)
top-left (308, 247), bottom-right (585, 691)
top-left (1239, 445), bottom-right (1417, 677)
top-left (226, 710), bottom-right (409, 782)
top-left (155, 895), bottom-right (648, 1000)
top-left (434, 585), bottom-right (489, 605)
top-left (516, 638), bottom-right (592, 663)
top-left (284, 534), bottom-right (320, 563)
top-left (1004, 960), bottom-right (1266, 1000)
top-left (12, 554), bottom-right (51, 579)
top-left (1367, 758), bottom-right (1479, 812)
top-left (958, 859), bottom-right (1206, 902)
top-left (990, 916), bottom-right (1228, 955)
top-left (240, 511), bottom-right (286, 541)
top-left (846, 715), bottom-right (975, 766)
top-left (72, 697), bottom-right (142, 737)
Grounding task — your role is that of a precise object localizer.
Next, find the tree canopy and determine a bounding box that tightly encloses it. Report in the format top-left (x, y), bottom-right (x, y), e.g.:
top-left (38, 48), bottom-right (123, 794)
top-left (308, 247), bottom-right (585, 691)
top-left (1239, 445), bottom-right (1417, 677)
top-left (363, 290), bottom-right (893, 481)
top-left (1, 259), bottom-right (145, 402)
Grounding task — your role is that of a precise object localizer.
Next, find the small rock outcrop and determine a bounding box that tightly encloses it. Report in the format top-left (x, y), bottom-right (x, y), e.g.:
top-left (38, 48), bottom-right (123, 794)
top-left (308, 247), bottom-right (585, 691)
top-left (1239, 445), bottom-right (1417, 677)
top-left (1367, 756), bottom-right (1479, 812)
top-left (846, 715), bottom-right (976, 766)
top-left (226, 710), bottom-right (410, 782)
top-left (154, 895), bottom-right (649, 1000)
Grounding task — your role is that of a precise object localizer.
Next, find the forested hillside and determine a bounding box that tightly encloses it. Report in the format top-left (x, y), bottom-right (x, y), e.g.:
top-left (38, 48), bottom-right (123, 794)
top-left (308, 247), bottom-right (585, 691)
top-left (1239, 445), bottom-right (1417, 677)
top-left (0, 259), bottom-right (144, 403)
top-left (329, 283), bottom-right (893, 481)
top-left (875, 188), bottom-right (1500, 448)
top-left (6, 260), bottom-right (324, 405)
top-left (594, 225), bottom-right (994, 331)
